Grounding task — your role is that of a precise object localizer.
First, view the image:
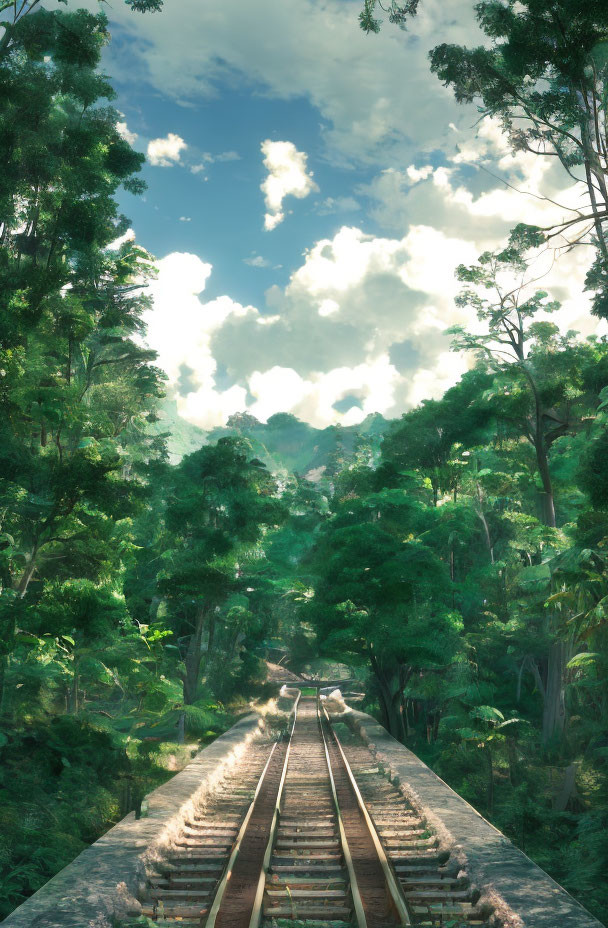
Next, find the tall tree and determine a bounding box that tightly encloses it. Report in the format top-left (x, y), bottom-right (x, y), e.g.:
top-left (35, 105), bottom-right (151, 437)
top-left (159, 438), bottom-right (286, 740)
top-left (449, 246), bottom-right (568, 526)
top-left (0, 0), bottom-right (163, 62)
top-left (360, 0), bottom-right (608, 317)
top-left (0, 4), bottom-right (165, 710)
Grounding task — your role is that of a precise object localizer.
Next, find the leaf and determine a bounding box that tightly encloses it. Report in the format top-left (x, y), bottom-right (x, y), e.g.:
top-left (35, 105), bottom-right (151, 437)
top-left (471, 705), bottom-right (504, 722)
top-left (545, 591), bottom-right (574, 606)
top-left (567, 652), bottom-right (600, 669)
top-left (15, 632), bottom-right (44, 646)
top-left (455, 726), bottom-right (484, 741)
top-left (495, 718), bottom-right (528, 730)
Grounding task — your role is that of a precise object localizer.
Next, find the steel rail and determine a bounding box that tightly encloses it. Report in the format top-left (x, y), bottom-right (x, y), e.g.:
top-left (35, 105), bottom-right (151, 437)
top-left (316, 695), bottom-right (368, 928)
top-left (204, 692), bottom-right (301, 928)
top-left (320, 701), bottom-right (412, 927)
top-left (247, 692), bottom-right (301, 928)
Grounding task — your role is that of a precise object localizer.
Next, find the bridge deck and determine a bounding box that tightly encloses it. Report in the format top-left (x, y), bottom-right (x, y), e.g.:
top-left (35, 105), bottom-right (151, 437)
top-left (1, 692), bottom-right (602, 928)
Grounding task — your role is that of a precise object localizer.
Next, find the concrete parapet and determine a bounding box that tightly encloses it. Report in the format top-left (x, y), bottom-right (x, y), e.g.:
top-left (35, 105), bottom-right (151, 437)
top-left (0, 713), bottom-right (263, 928)
top-left (337, 705), bottom-right (603, 928)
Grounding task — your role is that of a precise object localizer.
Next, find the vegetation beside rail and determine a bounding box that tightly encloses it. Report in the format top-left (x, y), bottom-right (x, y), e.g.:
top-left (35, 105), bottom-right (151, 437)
top-left (2, 0), bottom-right (608, 925)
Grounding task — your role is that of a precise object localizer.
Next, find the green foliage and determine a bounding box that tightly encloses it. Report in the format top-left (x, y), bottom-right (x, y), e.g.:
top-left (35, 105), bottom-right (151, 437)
top-left (3, 0), bottom-right (608, 923)
top-left (300, 300), bottom-right (608, 922)
top-left (361, 0), bottom-right (608, 319)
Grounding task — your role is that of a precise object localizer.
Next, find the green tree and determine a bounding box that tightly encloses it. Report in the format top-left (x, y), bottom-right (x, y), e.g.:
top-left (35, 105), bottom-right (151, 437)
top-left (159, 438), bottom-right (286, 739)
top-left (0, 7), bottom-right (166, 712)
top-left (309, 485), bottom-right (463, 739)
top-left (361, 0), bottom-right (608, 317)
top-left (450, 246), bottom-right (568, 527)
top-left (0, 0), bottom-right (163, 63)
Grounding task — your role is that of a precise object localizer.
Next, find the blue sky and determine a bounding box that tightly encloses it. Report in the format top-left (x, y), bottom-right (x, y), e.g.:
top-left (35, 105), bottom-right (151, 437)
top-left (100, 0), bottom-right (602, 429)
top-left (116, 85), bottom-right (375, 310)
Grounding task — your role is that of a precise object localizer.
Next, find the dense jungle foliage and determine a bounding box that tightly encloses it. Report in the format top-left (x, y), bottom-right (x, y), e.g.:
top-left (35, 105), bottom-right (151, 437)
top-left (2, 0), bottom-right (608, 924)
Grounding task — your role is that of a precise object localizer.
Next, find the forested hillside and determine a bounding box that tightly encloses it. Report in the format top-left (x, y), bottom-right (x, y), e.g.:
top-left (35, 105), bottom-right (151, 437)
top-left (2, 0), bottom-right (608, 925)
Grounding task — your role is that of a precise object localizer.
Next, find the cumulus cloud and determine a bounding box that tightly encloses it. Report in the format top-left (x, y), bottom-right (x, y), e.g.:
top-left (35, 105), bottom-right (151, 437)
top-left (107, 228), bottom-right (136, 250)
top-left (147, 132), bottom-right (188, 167)
top-left (143, 227), bottom-right (476, 428)
top-left (143, 253), bottom-right (254, 428)
top-left (406, 164), bottom-right (433, 183)
top-left (143, 206), bottom-right (604, 430)
top-left (361, 116), bottom-right (590, 253)
top-left (116, 121), bottom-right (138, 145)
top-left (261, 140), bottom-right (318, 230)
top-left (102, 0), bottom-right (480, 167)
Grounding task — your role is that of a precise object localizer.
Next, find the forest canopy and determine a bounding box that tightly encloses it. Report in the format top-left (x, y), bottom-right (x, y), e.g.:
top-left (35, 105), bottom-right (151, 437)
top-left (2, 0), bottom-right (608, 925)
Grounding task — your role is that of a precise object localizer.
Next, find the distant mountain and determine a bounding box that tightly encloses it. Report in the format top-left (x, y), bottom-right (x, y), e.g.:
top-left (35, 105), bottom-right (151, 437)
top-left (153, 397), bottom-right (207, 464)
top-left (204, 411), bottom-right (389, 480)
top-left (156, 399), bottom-right (389, 477)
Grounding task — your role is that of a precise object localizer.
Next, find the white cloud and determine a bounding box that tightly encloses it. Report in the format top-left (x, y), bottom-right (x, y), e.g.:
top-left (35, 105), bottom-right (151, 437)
top-left (190, 151), bottom-right (241, 176)
top-left (261, 140), bottom-right (318, 230)
top-left (107, 228), bottom-right (136, 250)
top-left (142, 252), bottom-right (255, 428)
top-left (143, 228), bottom-right (476, 428)
top-left (143, 209), bottom-right (603, 431)
top-left (179, 216), bottom-right (192, 222)
top-left (147, 132), bottom-right (187, 167)
top-left (213, 150), bottom-right (241, 163)
top-left (139, 104), bottom-right (605, 431)
top-left (406, 164), bottom-right (433, 183)
top-left (116, 121), bottom-right (138, 146)
top-left (318, 298), bottom-right (339, 317)
top-left (247, 356), bottom-right (402, 428)
top-left (360, 116), bottom-right (590, 251)
top-left (244, 254), bottom-right (272, 268)
top-left (103, 0), bottom-right (480, 168)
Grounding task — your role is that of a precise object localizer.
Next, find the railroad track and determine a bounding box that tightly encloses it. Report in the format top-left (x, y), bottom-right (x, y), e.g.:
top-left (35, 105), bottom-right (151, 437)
top-left (135, 695), bottom-right (494, 928)
top-left (140, 737), bottom-right (272, 925)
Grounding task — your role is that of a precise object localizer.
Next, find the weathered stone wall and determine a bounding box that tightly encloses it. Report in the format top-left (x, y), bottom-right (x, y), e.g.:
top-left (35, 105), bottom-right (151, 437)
top-left (0, 713), bottom-right (263, 928)
top-left (335, 704), bottom-right (603, 928)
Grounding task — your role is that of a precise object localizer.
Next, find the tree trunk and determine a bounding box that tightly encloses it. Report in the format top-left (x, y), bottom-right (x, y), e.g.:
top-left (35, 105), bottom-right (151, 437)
top-left (379, 680), bottom-right (401, 739)
top-left (67, 333), bottom-right (72, 385)
top-left (181, 605), bottom-right (209, 741)
top-left (16, 548), bottom-right (38, 597)
top-left (506, 737), bottom-right (518, 786)
top-left (370, 656), bottom-right (403, 740)
top-left (552, 762), bottom-right (579, 812)
top-left (183, 607), bottom-right (206, 703)
top-left (543, 640), bottom-right (566, 744)
top-left (0, 652), bottom-right (10, 717)
top-left (475, 486), bottom-right (494, 564)
top-left (0, 548), bottom-right (39, 714)
top-left (385, 690), bottom-right (404, 741)
top-left (206, 614), bottom-right (216, 663)
top-left (486, 746), bottom-right (494, 814)
top-left (533, 432), bottom-right (556, 527)
top-left (529, 395), bottom-right (564, 742)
